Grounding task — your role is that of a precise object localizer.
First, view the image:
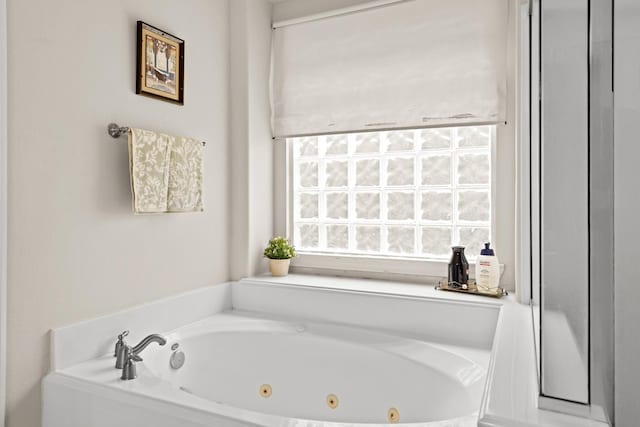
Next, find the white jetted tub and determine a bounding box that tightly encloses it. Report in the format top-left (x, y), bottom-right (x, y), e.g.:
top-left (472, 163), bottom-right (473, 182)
top-left (150, 313), bottom-right (488, 424)
top-left (43, 278), bottom-right (504, 427)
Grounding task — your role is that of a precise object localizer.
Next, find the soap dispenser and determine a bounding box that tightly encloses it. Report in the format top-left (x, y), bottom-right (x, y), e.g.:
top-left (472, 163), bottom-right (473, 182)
top-left (448, 246), bottom-right (469, 288)
top-left (476, 243), bottom-right (500, 289)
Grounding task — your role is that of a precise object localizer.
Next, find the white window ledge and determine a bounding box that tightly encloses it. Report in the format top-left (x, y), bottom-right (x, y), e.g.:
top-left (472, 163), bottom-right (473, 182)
top-left (243, 273), bottom-right (505, 305)
top-left (289, 252), bottom-right (505, 286)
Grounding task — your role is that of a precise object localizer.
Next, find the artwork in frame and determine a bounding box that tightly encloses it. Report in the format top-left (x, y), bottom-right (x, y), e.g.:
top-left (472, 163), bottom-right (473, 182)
top-left (136, 21), bottom-right (184, 104)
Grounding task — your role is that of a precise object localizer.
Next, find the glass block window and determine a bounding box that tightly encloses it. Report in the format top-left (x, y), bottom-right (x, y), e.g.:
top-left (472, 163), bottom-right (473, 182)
top-left (290, 126), bottom-right (493, 259)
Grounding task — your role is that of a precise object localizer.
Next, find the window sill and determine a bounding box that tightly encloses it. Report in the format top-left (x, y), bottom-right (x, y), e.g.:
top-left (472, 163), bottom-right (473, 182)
top-left (289, 252), bottom-right (505, 285)
top-left (241, 273), bottom-right (506, 306)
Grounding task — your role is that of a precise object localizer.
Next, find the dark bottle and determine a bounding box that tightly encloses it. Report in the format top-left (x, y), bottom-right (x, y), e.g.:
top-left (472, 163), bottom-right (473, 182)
top-left (448, 246), bottom-right (469, 287)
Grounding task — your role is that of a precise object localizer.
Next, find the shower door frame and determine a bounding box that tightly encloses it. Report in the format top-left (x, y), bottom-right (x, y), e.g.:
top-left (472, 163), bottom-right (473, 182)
top-left (529, 0), bottom-right (614, 422)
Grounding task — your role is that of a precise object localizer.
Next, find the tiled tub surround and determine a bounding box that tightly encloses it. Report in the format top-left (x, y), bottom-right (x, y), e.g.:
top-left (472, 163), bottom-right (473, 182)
top-left (42, 276), bottom-right (606, 427)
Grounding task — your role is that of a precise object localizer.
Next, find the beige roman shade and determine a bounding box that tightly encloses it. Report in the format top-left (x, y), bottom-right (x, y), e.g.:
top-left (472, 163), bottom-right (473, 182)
top-left (271, 0), bottom-right (508, 137)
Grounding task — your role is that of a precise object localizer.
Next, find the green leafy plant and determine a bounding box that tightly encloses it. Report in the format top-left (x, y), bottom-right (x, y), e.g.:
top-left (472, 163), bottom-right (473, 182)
top-left (263, 236), bottom-right (296, 260)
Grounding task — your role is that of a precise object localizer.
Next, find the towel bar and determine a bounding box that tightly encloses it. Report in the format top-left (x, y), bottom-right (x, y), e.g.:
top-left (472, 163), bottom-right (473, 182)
top-left (107, 123), bottom-right (206, 147)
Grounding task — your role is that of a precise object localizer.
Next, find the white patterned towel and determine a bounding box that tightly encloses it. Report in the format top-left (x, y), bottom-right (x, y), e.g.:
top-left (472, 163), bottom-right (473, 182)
top-left (167, 135), bottom-right (203, 212)
top-left (128, 128), bottom-right (203, 214)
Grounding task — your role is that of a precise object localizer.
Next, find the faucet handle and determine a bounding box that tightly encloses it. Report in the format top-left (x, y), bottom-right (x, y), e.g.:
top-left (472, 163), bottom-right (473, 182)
top-left (116, 343), bottom-right (141, 369)
top-left (113, 330), bottom-right (129, 357)
top-left (121, 345), bottom-right (143, 380)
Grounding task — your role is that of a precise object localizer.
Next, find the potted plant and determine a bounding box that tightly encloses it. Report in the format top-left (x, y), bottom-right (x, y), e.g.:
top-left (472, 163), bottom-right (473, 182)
top-left (263, 236), bottom-right (296, 277)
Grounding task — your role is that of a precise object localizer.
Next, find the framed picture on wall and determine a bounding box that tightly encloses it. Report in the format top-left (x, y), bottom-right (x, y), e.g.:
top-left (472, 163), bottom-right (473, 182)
top-left (136, 21), bottom-right (185, 104)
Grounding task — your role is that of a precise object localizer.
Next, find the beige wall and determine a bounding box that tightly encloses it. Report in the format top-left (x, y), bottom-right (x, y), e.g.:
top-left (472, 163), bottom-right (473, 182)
top-left (0, 0), bottom-right (6, 423)
top-left (229, 0), bottom-right (273, 279)
top-left (6, 0), bottom-right (230, 426)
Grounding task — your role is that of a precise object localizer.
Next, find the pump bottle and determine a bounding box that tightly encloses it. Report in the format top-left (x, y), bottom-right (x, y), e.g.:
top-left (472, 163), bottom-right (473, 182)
top-left (475, 243), bottom-right (500, 289)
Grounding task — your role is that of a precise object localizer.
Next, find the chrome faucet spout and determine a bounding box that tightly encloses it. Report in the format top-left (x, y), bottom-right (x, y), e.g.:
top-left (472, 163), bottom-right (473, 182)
top-left (131, 334), bottom-right (167, 355)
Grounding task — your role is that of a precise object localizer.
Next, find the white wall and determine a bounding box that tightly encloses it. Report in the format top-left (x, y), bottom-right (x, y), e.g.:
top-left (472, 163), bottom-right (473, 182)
top-left (6, 1), bottom-right (230, 426)
top-left (497, 0), bottom-right (517, 291)
top-left (229, 0), bottom-right (273, 279)
top-left (614, 1), bottom-right (640, 425)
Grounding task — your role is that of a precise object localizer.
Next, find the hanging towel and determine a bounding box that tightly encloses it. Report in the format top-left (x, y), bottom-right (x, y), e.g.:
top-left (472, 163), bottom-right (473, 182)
top-left (167, 135), bottom-right (203, 212)
top-left (129, 128), bottom-right (172, 214)
top-left (128, 128), bottom-right (203, 214)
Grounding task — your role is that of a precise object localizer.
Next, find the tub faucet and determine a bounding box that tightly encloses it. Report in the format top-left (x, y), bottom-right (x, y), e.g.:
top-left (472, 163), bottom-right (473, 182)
top-left (114, 332), bottom-right (167, 380)
top-left (131, 334), bottom-right (167, 354)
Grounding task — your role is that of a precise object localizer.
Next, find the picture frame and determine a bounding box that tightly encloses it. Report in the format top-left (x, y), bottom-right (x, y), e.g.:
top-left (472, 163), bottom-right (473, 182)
top-left (136, 21), bottom-right (184, 104)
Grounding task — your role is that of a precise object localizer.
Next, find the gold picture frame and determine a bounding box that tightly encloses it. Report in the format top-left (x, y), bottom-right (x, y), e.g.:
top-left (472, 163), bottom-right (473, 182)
top-left (136, 21), bottom-right (184, 104)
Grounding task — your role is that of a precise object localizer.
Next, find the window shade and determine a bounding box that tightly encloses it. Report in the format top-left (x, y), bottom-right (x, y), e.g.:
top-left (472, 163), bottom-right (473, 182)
top-left (271, 0), bottom-right (508, 138)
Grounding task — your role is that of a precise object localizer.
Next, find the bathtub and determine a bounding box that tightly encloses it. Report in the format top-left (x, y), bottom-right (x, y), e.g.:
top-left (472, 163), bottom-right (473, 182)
top-left (43, 276), bottom-right (526, 427)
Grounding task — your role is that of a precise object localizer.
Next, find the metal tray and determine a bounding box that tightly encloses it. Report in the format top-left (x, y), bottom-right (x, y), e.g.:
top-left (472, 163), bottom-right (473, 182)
top-left (435, 280), bottom-right (508, 298)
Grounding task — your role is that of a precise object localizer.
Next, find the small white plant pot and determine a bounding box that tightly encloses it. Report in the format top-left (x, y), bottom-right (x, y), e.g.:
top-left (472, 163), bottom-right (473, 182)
top-left (269, 259), bottom-right (291, 277)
